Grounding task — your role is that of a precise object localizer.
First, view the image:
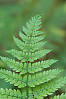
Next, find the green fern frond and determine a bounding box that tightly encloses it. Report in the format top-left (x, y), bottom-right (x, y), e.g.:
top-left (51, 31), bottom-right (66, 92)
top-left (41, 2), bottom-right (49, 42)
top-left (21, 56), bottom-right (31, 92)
top-left (6, 49), bottom-right (27, 62)
top-left (28, 59), bottom-right (58, 73)
top-left (22, 15), bottom-right (43, 36)
top-left (19, 31), bottom-right (46, 44)
top-left (29, 49), bottom-right (52, 62)
top-left (33, 77), bottom-right (66, 98)
top-left (6, 49), bottom-right (52, 62)
top-left (13, 36), bottom-right (46, 52)
top-left (28, 69), bottom-right (63, 87)
top-left (50, 93), bottom-right (66, 99)
top-left (0, 56), bottom-right (27, 74)
top-left (0, 15), bottom-right (66, 99)
top-left (0, 69), bottom-right (27, 88)
top-left (0, 88), bottom-right (22, 99)
top-left (0, 56), bottom-right (58, 74)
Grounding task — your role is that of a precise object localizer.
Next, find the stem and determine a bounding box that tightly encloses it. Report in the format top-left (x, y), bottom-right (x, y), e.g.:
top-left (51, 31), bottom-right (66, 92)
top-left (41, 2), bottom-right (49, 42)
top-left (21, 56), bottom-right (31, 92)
top-left (26, 60), bottom-right (29, 99)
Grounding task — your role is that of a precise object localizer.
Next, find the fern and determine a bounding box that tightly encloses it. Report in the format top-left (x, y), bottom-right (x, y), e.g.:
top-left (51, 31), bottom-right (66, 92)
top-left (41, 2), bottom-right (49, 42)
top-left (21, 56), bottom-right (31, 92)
top-left (0, 15), bottom-right (66, 99)
top-left (50, 93), bottom-right (66, 99)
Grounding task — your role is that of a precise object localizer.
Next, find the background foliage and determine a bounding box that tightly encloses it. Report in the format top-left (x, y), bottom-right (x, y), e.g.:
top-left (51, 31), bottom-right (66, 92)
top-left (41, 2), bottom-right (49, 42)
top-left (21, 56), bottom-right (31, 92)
top-left (0, 0), bottom-right (66, 98)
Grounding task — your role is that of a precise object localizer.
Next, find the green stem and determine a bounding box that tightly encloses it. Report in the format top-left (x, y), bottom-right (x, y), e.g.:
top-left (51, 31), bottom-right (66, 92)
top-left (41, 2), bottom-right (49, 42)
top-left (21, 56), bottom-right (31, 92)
top-left (26, 60), bottom-right (29, 99)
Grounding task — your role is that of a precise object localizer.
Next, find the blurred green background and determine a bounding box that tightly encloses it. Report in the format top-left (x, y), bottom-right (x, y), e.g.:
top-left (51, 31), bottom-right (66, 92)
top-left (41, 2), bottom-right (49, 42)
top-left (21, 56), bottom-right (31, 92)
top-left (0, 0), bottom-right (66, 98)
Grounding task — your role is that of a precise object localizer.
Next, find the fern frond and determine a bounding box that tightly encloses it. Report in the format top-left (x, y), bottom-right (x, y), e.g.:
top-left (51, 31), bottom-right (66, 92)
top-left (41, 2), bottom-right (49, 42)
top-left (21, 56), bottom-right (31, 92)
top-left (0, 56), bottom-right (58, 75)
top-left (0, 69), bottom-right (27, 88)
top-left (29, 49), bottom-right (52, 62)
top-left (6, 49), bottom-right (52, 62)
top-left (28, 69), bottom-right (63, 87)
top-left (23, 15), bottom-right (43, 37)
top-left (0, 88), bottom-right (22, 99)
top-left (50, 93), bottom-right (66, 99)
top-left (0, 15), bottom-right (66, 99)
top-left (0, 56), bottom-right (27, 74)
top-left (6, 49), bottom-right (27, 62)
top-left (33, 77), bottom-right (66, 99)
top-left (19, 31), bottom-right (46, 44)
top-left (28, 59), bottom-right (58, 73)
top-left (13, 36), bottom-right (46, 52)
top-left (23, 26), bottom-right (44, 36)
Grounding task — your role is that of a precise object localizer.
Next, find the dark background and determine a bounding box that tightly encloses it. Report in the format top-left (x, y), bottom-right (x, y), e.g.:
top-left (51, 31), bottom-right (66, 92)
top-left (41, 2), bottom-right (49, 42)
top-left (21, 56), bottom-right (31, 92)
top-left (0, 0), bottom-right (66, 98)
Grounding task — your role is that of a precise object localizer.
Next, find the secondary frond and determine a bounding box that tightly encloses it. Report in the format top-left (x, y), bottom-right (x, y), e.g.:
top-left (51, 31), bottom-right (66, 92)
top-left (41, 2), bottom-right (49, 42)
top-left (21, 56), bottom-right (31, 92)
top-left (13, 36), bottom-right (46, 52)
top-left (29, 49), bottom-right (52, 62)
top-left (0, 88), bottom-right (22, 99)
top-left (19, 31), bottom-right (46, 44)
top-left (23, 26), bottom-right (44, 36)
top-left (6, 49), bottom-right (27, 62)
top-left (28, 69), bottom-right (63, 87)
top-left (28, 59), bottom-right (58, 73)
top-left (0, 56), bottom-right (28, 74)
top-left (33, 77), bottom-right (66, 99)
top-left (50, 93), bottom-right (66, 99)
top-left (0, 69), bottom-right (27, 88)
top-left (6, 49), bottom-right (52, 62)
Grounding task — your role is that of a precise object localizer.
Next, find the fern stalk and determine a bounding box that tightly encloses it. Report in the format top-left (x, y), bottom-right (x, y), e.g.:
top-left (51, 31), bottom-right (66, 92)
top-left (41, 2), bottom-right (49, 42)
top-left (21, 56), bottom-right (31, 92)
top-left (27, 60), bottom-right (29, 98)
